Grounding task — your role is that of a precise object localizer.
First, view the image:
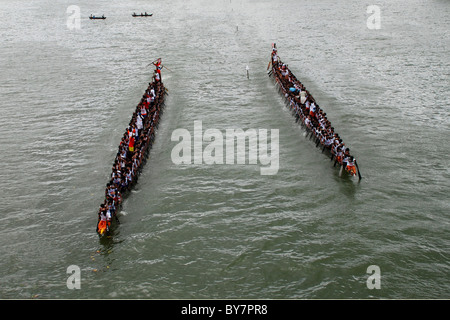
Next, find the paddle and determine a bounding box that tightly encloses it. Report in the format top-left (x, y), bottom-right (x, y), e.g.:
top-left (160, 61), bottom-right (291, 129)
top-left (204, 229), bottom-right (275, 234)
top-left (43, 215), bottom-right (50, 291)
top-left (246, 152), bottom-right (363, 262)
top-left (162, 64), bottom-right (172, 72)
top-left (355, 159), bottom-right (362, 180)
top-left (146, 58), bottom-right (161, 67)
top-left (114, 212), bottom-right (120, 224)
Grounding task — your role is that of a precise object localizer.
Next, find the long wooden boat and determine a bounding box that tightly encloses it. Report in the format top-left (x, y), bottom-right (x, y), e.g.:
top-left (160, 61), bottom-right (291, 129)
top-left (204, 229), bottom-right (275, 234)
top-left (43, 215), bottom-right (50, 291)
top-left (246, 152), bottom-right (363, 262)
top-left (132, 13), bottom-right (153, 17)
top-left (89, 15), bottom-right (106, 20)
top-left (268, 44), bottom-right (361, 180)
top-left (96, 63), bottom-right (167, 237)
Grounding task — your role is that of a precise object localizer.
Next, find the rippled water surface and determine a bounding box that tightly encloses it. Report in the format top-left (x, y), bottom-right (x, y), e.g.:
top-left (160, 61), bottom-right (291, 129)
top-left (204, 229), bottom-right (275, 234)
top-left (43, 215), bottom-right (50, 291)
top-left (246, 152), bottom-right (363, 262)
top-left (0, 0), bottom-right (449, 299)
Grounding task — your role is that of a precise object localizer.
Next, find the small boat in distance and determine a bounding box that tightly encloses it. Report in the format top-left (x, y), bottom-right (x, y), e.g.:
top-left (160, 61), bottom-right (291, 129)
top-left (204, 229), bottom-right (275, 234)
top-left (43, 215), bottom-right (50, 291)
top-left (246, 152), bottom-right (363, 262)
top-left (89, 14), bottom-right (106, 20)
top-left (132, 12), bottom-right (153, 17)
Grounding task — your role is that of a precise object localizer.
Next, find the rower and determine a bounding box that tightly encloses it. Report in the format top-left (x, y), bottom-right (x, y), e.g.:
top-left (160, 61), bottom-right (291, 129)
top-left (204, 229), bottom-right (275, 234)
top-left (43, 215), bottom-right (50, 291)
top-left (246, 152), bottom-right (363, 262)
top-left (344, 147), bottom-right (350, 159)
top-left (345, 156), bottom-right (357, 176)
top-left (305, 99), bottom-right (310, 115)
top-left (280, 64), bottom-right (289, 78)
top-left (336, 147), bottom-right (344, 164)
top-left (310, 101), bottom-right (316, 118)
top-left (129, 135), bottom-right (135, 153)
top-left (342, 148), bottom-right (351, 167)
top-left (149, 88), bottom-right (156, 106)
top-left (271, 45), bottom-right (278, 67)
top-left (154, 67), bottom-right (161, 82)
top-left (136, 113), bottom-right (143, 136)
top-left (106, 207), bottom-right (112, 222)
top-left (140, 104), bottom-right (147, 119)
top-left (97, 206), bottom-right (107, 229)
top-left (304, 115), bottom-right (312, 129)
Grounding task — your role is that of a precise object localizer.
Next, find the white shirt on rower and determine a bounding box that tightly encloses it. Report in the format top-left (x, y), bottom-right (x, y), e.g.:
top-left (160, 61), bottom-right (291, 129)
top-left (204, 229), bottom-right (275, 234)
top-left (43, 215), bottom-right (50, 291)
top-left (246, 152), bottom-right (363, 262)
top-left (136, 115), bottom-right (143, 130)
top-left (305, 118), bottom-right (311, 127)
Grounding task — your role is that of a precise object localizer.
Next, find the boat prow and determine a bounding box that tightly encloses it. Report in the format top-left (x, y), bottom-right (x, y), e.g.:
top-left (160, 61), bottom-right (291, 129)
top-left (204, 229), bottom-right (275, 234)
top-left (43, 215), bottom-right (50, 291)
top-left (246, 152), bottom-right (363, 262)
top-left (97, 220), bottom-right (110, 236)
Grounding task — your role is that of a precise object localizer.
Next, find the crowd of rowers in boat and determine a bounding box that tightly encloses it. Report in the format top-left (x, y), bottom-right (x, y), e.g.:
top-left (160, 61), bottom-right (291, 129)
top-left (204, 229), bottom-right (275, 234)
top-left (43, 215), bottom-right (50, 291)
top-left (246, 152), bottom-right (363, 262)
top-left (270, 45), bottom-right (358, 177)
top-left (96, 63), bottom-right (165, 234)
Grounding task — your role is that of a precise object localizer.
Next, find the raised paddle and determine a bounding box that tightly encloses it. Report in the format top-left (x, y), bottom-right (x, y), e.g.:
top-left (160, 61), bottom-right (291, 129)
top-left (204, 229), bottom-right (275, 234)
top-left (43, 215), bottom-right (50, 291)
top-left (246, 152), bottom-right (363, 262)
top-left (146, 58), bottom-right (161, 67)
